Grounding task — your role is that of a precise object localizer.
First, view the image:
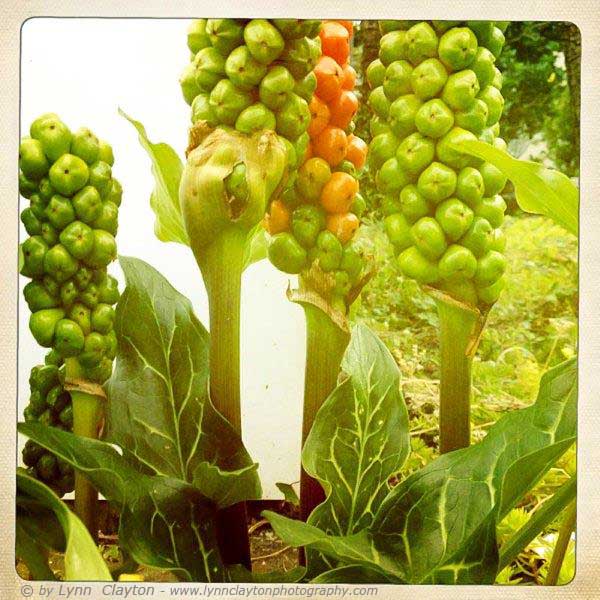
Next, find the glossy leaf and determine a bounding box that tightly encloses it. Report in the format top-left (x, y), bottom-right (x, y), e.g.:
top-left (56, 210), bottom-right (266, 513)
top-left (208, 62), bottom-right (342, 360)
top-left (120, 109), bottom-right (189, 245)
top-left (303, 324), bottom-right (409, 573)
top-left (265, 358), bottom-right (577, 584)
top-left (107, 256), bottom-right (261, 508)
top-left (456, 138), bottom-right (578, 235)
top-left (276, 482), bottom-right (300, 507)
top-left (16, 471), bottom-right (111, 581)
top-left (18, 424), bottom-right (223, 582)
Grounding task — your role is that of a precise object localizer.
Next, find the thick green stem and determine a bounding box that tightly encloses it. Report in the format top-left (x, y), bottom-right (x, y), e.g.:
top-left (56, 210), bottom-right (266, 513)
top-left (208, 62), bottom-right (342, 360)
top-left (194, 226), bottom-right (251, 569)
top-left (436, 300), bottom-right (479, 454)
top-left (300, 303), bottom-right (350, 523)
top-left (545, 499), bottom-right (576, 585)
top-left (65, 358), bottom-right (100, 537)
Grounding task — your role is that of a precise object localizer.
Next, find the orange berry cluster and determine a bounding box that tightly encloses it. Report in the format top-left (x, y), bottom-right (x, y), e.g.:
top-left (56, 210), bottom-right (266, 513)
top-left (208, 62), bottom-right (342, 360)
top-left (265, 20), bottom-right (368, 312)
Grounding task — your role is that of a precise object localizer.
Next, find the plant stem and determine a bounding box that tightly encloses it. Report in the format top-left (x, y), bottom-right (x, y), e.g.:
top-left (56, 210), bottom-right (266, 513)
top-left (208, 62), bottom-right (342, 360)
top-left (436, 299), bottom-right (479, 454)
top-left (65, 357), bottom-right (100, 537)
top-left (545, 499), bottom-right (576, 585)
top-left (194, 226), bottom-right (251, 569)
top-left (300, 303), bottom-right (350, 523)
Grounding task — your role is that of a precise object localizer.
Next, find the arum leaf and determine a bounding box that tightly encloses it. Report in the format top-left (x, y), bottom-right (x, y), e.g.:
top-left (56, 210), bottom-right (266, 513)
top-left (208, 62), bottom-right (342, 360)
top-left (371, 357), bottom-right (577, 583)
top-left (276, 482), bottom-right (300, 507)
top-left (266, 357), bottom-right (577, 584)
top-left (456, 138), bottom-right (578, 235)
top-left (16, 471), bottom-right (111, 581)
top-left (120, 109), bottom-right (189, 246)
top-left (18, 424), bottom-right (223, 582)
top-left (107, 256), bottom-right (261, 508)
top-left (302, 324), bottom-right (409, 574)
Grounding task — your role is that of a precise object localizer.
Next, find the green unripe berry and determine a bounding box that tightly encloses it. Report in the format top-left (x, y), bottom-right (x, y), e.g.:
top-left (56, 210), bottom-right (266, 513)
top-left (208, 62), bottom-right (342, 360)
top-left (384, 213), bottom-right (413, 252)
top-left (477, 276), bottom-right (506, 305)
top-left (88, 161), bottom-right (112, 198)
top-left (366, 59), bottom-right (386, 88)
top-left (23, 281), bottom-right (58, 312)
top-left (438, 244), bottom-right (478, 280)
top-left (398, 246), bottom-right (439, 284)
top-left (459, 216), bottom-right (494, 257)
top-left (454, 98), bottom-right (489, 134)
top-left (45, 195), bottom-right (75, 229)
top-left (59, 220), bottom-right (94, 259)
top-left (396, 132), bottom-right (435, 176)
top-left (268, 232), bottom-right (307, 274)
top-left (376, 157), bottom-right (411, 194)
top-left (473, 194), bottom-right (507, 228)
top-left (388, 94), bottom-right (422, 138)
top-left (21, 208), bottom-right (43, 236)
top-left (19, 138), bottom-right (49, 180)
top-left (21, 236), bottom-right (48, 276)
top-left (368, 86), bottom-right (391, 119)
top-left (400, 184), bottom-right (431, 223)
top-left (71, 185), bottom-right (102, 224)
top-left (438, 27), bottom-right (478, 70)
top-left (80, 283), bottom-right (100, 309)
top-left (474, 250), bottom-right (506, 286)
top-left (225, 45), bottom-right (267, 90)
top-left (68, 302), bottom-right (92, 335)
top-left (411, 216), bottom-right (447, 260)
top-left (379, 31), bottom-right (408, 66)
top-left (441, 69), bottom-right (480, 110)
top-left (383, 60), bottom-right (413, 101)
top-left (49, 154), bottom-right (89, 196)
top-left (417, 161), bottom-right (457, 203)
top-left (79, 332), bottom-right (107, 368)
top-left (436, 127), bottom-right (478, 170)
top-left (410, 58), bottom-right (448, 100)
top-left (479, 161), bottom-right (508, 196)
top-left (30, 114), bottom-right (72, 162)
top-left (70, 127), bottom-right (100, 165)
top-left (414, 99), bottom-right (455, 139)
top-left (478, 85), bottom-right (505, 126)
top-left (470, 47), bottom-right (496, 87)
top-left (405, 22), bottom-right (438, 65)
top-left (84, 230), bottom-right (117, 268)
top-left (60, 280), bottom-right (79, 309)
top-left (29, 308), bottom-right (65, 347)
top-left (91, 303), bottom-right (115, 334)
top-left (435, 198), bottom-right (474, 241)
top-left (92, 201), bottom-right (119, 235)
top-left (44, 244), bottom-right (79, 282)
top-left (456, 166), bottom-right (485, 206)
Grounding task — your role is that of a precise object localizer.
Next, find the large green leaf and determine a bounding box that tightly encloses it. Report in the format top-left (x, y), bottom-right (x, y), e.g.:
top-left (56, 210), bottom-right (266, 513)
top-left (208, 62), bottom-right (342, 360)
top-left (120, 109), bottom-right (188, 246)
top-left (18, 424), bottom-right (223, 582)
top-left (107, 256), bottom-right (261, 508)
top-left (303, 324), bottom-right (409, 572)
top-left (16, 471), bottom-right (111, 581)
top-left (265, 357), bottom-right (577, 584)
top-left (371, 357), bottom-right (577, 583)
top-left (456, 138), bottom-right (578, 235)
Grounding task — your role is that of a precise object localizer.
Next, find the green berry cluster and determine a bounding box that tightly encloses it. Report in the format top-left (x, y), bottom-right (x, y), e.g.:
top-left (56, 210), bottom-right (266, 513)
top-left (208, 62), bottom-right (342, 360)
top-left (22, 359), bottom-right (74, 496)
top-left (181, 18), bottom-right (319, 146)
top-left (19, 114), bottom-right (121, 381)
top-left (367, 21), bottom-right (509, 308)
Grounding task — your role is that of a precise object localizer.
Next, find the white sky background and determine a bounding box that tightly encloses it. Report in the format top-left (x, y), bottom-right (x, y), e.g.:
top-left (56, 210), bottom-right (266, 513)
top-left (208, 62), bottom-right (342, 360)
top-left (19, 18), bottom-right (306, 498)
